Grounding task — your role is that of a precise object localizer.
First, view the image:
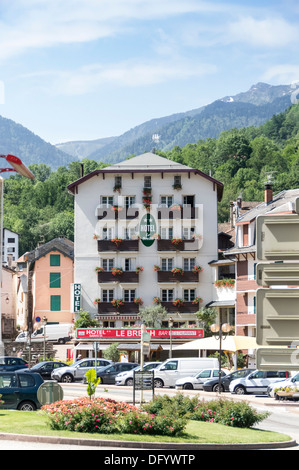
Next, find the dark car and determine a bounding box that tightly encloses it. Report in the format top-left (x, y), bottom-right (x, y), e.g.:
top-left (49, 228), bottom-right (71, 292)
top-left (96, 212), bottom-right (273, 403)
top-left (0, 356), bottom-right (28, 372)
top-left (0, 371), bottom-right (43, 411)
top-left (21, 361), bottom-right (68, 380)
top-left (97, 362), bottom-right (139, 384)
top-left (203, 368), bottom-right (255, 393)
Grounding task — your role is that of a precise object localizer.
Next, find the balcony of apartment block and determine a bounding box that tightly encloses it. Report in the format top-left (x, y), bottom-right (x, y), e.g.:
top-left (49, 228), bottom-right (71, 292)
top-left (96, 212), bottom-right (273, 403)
top-left (97, 270), bottom-right (139, 283)
top-left (157, 205), bottom-right (198, 220)
top-left (157, 270), bottom-right (199, 283)
top-left (97, 239), bottom-right (139, 252)
top-left (97, 301), bottom-right (140, 315)
top-left (159, 301), bottom-right (200, 314)
top-left (157, 238), bottom-right (198, 252)
top-left (97, 205), bottom-right (139, 221)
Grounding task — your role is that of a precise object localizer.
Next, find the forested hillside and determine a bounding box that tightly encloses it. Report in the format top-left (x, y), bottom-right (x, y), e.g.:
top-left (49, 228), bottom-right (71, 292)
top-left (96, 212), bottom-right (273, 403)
top-left (4, 103), bottom-right (299, 255)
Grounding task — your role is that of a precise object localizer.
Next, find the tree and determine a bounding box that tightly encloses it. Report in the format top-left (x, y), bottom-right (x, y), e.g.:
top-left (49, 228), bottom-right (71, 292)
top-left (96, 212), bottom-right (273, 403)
top-left (139, 305), bottom-right (168, 327)
top-left (73, 310), bottom-right (99, 329)
top-left (195, 307), bottom-right (217, 337)
top-left (103, 343), bottom-right (124, 362)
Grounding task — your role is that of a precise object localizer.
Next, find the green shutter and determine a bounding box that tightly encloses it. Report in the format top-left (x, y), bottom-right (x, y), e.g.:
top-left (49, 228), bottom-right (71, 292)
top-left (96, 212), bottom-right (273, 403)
top-left (50, 272), bottom-right (61, 288)
top-left (50, 295), bottom-right (61, 311)
top-left (50, 254), bottom-right (61, 266)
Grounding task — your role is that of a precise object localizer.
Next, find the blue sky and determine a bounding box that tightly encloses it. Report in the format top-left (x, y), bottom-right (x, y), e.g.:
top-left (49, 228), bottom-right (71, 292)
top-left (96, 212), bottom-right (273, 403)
top-left (0, 0), bottom-right (299, 145)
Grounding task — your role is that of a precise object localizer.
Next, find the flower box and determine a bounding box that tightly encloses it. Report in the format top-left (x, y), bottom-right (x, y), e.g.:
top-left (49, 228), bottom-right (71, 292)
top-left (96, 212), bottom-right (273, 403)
top-left (111, 267), bottom-right (123, 276)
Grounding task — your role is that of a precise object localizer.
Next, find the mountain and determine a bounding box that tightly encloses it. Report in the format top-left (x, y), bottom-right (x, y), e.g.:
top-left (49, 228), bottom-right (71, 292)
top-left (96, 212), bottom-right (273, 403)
top-left (0, 115), bottom-right (75, 172)
top-left (58, 82), bottom-right (296, 164)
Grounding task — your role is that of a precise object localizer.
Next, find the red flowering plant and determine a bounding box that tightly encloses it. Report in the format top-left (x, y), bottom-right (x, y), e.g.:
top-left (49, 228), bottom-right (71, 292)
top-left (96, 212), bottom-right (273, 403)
top-left (153, 264), bottom-right (160, 271)
top-left (192, 296), bottom-right (203, 305)
top-left (134, 297), bottom-right (143, 305)
top-left (192, 265), bottom-right (203, 273)
top-left (173, 298), bottom-right (184, 307)
top-left (111, 299), bottom-right (124, 308)
top-left (171, 267), bottom-right (184, 275)
top-left (171, 238), bottom-right (183, 246)
top-left (111, 267), bottom-right (123, 276)
top-left (94, 298), bottom-right (101, 305)
top-left (95, 267), bottom-right (105, 272)
top-left (214, 279), bottom-right (235, 288)
top-left (112, 237), bottom-right (123, 247)
top-left (153, 297), bottom-right (161, 304)
top-left (136, 266), bottom-right (144, 273)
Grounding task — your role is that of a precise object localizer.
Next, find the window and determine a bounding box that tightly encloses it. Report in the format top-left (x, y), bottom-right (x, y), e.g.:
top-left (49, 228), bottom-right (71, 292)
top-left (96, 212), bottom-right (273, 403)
top-left (160, 227), bottom-right (173, 239)
top-left (50, 254), bottom-right (60, 266)
top-left (101, 196), bottom-right (114, 207)
top-left (103, 321), bottom-right (115, 328)
top-left (125, 258), bottom-right (136, 271)
top-left (124, 289), bottom-right (136, 302)
top-left (183, 195), bottom-right (195, 207)
top-left (50, 295), bottom-right (61, 311)
top-left (19, 374), bottom-right (35, 388)
top-left (124, 226), bottom-right (138, 240)
top-left (160, 196), bottom-right (173, 207)
top-left (102, 227), bottom-right (113, 240)
top-left (102, 290), bottom-right (114, 302)
top-left (114, 176), bottom-right (122, 187)
top-left (161, 258), bottom-right (173, 271)
top-left (183, 258), bottom-right (196, 270)
top-left (102, 259), bottom-right (114, 271)
top-left (161, 289), bottom-right (174, 301)
top-left (173, 176), bottom-right (181, 188)
top-left (144, 176), bottom-right (151, 188)
top-left (163, 360), bottom-right (178, 370)
top-left (183, 227), bottom-right (195, 239)
top-left (0, 374), bottom-right (17, 387)
top-left (125, 196), bottom-right (136, 208)
top-left (183, 289), bottom-right (196, 301)
top-left (7, 238), bottom-right (15, 243)
top-left (50, 272), bottom-right (61, 288)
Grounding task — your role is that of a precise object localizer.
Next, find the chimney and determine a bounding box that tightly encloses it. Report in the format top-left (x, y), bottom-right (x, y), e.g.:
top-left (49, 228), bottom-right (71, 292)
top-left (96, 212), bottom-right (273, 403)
top-left (264, 183), bottom-right (273, 204)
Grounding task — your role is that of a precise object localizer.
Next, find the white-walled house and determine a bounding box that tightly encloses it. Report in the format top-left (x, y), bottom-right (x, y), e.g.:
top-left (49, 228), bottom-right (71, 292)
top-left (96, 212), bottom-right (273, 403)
top-left (67, 152), bottom-right (223, 355)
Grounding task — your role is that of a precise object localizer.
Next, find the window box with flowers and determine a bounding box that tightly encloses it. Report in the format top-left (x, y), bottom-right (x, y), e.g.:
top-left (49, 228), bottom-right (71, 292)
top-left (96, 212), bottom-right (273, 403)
top-left (171, 238), bottom-right (183, 246)
top-left (94, 298), bottom-right (101, 305)
top-left (113, 184), bottom-right (122, 193)
top-left (192, 265), bottom-right (203, 273)
top-left (153, 265), bottom-right (160, 271)
top-left (95, 267), bottom-right (105, 272)
top-left (111, 299), bottom-right (124, 309)
top-left (142, 187), bottom-right (152, 196)
top-left (112, 205), bottom-right (123, 213)
top-left (111, 267), bottom-right (123, 276)
top-left (136, 266), bottom-right (144, 273)
top-left (153, 297), bottom-right (161, 304)
top-left (214, 279), bottom-right (235, 288)
top-left (172, 182), bottom-right (182, 190)
top-left (192, 296), bottom-right (203, 305)
top-left (173, 298), bottom-right (184, 307)
top-left (112, 237), bottom-right (123, 248)
top-left (171, 267), bottom-right (184, 276)
top-left (134, 297), bottom-right (143, 306)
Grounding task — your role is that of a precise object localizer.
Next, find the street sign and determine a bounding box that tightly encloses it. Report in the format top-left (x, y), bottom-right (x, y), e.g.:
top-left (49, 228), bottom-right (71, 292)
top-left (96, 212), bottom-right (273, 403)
top-left (256, 262), bottom-right (299, 286)
top-left (257, 347), bottom-right (299, 371)
top-left (256, 288), bottom-right (299, 346)
top-left (256, 213), bottom-right (299, 260)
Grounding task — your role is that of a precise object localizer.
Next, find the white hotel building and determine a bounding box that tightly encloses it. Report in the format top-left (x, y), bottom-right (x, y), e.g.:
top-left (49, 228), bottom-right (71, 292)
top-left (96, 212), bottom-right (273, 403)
top-left (68, 153), bottom-right (224, 357)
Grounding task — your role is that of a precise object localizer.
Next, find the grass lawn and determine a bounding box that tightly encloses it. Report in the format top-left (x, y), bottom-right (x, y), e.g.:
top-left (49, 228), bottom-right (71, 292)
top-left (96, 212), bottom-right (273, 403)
top-left (0, 410), bottom-right (291, 445)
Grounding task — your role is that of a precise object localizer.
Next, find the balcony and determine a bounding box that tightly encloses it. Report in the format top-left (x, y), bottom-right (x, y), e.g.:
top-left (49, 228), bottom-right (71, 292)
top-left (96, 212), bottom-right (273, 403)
top-left (97, 271), bottom-right (139, 283)
top-left (97, 302), bottom-right (140, 314)
top-left (160, 301), bottom-right (199, 314)
top-left (98, 239), bottom-right (139, 252)
top-left (97, 206), bottom-right (139, 220)
top-left (157, 271), bottom-right (198, 283)
top-left (157, 206), bottom-right (198, 220)
top-left (157, 239), bottom-right (198, 252)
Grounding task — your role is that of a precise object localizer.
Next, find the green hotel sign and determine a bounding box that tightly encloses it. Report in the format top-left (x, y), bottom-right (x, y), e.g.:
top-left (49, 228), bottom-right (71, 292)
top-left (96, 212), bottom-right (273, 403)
top-left (139, 213), bottom-right (157, 247)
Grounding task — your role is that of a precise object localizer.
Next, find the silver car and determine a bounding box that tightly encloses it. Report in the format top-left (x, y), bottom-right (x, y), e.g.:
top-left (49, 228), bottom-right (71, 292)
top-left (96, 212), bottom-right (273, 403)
top-left (51, 358), bottom-right (111, 383)
top-left (115, 362), bottom-right (162, 386)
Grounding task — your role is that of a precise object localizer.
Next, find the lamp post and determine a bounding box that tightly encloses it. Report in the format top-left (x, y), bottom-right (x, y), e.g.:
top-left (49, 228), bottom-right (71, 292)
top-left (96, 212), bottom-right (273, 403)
top-left (169, 316), bottom-right (173, 358)
top-left (0, 155), bottom-right (34, 357)
top-left (210, 322), bottom-right (231, 394)
top-left (42, 316), bottom-right (48, 361)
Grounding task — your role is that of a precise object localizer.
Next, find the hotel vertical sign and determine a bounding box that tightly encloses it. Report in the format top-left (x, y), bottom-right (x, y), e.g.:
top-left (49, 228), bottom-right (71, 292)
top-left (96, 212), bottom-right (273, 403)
top-left (71, 283), bottom-right (81, 313)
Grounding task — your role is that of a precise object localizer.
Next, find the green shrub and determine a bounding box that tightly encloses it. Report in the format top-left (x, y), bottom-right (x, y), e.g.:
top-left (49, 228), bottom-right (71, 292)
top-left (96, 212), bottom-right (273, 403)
top-left (120, 411), bottom-right (187, 436)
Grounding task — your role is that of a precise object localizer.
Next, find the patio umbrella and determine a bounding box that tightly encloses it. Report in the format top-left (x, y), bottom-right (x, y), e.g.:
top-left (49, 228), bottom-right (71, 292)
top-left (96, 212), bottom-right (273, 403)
top-left (173, 335), bottom-right (258, 353)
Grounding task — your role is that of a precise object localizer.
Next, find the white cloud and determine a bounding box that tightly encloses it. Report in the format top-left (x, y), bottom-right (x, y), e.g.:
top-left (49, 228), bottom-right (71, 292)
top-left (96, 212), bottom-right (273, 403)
top-left (261, 65), bottom-right (299, 85)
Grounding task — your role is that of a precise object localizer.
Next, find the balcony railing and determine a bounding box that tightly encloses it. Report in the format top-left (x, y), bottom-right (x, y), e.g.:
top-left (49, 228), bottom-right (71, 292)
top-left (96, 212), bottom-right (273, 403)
top-left (98, 239), bottom-right (139, 252)
top-left (160, 301), bottom-right (199, 313)
top-left (157, 271), bottom-right (198, 283)
top-left (97, 271), bottom-right (139, 283)
top-left (97, 302), bottom-right (140, 314)
top-left (157, 239), bottom-right (198, 252)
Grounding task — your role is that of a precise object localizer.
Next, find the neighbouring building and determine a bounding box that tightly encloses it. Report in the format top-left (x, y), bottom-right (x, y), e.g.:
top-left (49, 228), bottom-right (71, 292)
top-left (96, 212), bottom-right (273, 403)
top-left (3, 228), bottom-right (19, 265)
top-left (16, 238), bottom-right (74, 331)
top-left (67, 152), bottom-right (224, 359)
top-left (224, 185), bottom-right (299, 339)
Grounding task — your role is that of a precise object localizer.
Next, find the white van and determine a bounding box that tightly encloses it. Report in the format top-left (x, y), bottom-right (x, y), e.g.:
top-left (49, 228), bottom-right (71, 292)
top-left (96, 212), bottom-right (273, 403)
top-left (153, 357), bottom-right (219, 388)
top-left (15, 323), bottom-right (73, 344)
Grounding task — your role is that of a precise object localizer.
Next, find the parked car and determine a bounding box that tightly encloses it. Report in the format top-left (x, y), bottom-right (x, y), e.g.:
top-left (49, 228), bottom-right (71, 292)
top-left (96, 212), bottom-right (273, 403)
top-left (267, 372), bottom-right (299, 399)
top-left (0, 357), bottom-right (28, 372)
top-left (175, 368), bottom-right (230, 390)
top-left (229, 370), bottom-right (290, 395)
top-left (203, 368), bottom-right (255, 393)
top-left (0, 371), bottom-right (43, 411)
top-left (115, 362), bottom-right (162, 386)
top-left (96, 362), bottom-right (139, 384)
top-left (20, 361), bottom-right (68, 380)
top-left (51, 358), bottom-right (111, 383)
